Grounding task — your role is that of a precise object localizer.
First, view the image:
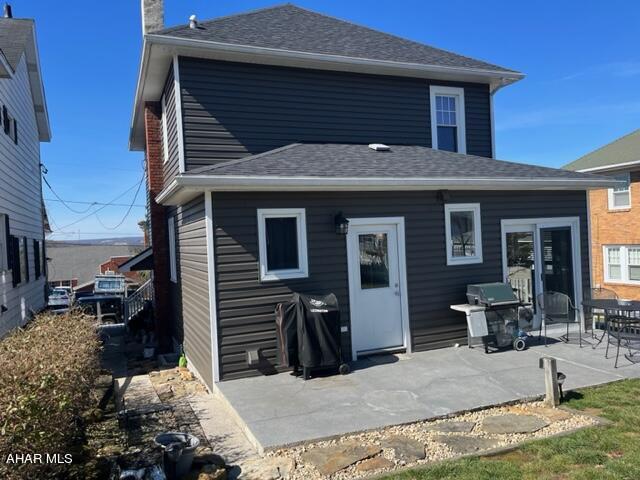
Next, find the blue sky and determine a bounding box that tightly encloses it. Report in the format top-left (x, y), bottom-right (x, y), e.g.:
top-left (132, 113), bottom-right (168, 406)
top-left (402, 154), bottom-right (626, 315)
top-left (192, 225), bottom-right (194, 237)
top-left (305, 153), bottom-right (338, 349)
top-left (19, 0), bottom-right (639, 240)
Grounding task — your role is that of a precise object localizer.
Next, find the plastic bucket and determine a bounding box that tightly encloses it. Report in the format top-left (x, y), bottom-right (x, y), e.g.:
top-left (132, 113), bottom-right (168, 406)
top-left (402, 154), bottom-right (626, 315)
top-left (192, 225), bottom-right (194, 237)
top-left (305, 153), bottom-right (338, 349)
top-left (154, 432), bottom-right (200, 479)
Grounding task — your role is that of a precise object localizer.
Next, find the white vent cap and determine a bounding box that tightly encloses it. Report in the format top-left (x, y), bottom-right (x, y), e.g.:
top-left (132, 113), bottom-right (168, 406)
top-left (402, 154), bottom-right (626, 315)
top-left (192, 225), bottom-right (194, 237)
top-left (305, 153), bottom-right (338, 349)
top-left (368, 143), bottom-right (390, 151)
top-left (189, 14), bottom-right (198, 29)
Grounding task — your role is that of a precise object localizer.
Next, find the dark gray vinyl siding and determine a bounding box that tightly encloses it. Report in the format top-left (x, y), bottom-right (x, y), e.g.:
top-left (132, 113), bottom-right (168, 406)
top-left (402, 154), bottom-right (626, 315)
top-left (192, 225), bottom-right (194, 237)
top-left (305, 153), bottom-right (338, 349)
top-left (168, 195), bottom-right (213, 390)
top-left (212, 190), bottom-right (589, 381)
top-left (162, 67), bottom-right (181, 185)
top-left (179, 57), bottom-right (492, 169)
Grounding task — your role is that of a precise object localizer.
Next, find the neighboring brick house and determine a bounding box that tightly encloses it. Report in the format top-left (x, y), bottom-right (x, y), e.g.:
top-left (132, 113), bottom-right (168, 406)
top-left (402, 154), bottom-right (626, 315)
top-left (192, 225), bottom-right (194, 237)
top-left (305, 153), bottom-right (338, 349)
top-left (99, 256), bottom-right (144, 283)
top-left (565, 129), bottom-right (640, 300)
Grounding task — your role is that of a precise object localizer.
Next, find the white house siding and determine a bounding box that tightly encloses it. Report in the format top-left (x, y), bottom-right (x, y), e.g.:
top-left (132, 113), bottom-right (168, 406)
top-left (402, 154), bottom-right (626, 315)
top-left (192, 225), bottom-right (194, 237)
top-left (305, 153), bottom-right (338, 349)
top-left (0, 54), bottom-right (46, 338)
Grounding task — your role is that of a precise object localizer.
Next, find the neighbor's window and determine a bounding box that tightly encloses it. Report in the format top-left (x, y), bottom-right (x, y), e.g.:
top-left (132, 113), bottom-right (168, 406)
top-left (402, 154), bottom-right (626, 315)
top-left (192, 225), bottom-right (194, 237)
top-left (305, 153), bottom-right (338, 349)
top-left (604, 245), bottom-right (640, 284)
top-left (168, 216), bottom-right (177, 283)
top-left (257, 208), bottom-right (308, 281)
top-left (444, 203), bottom-right (483, 265)
top-left (0, 214), bottom-right (6, 271)
top-left (608, 172), bottom-right (631, 210)
top-left (430, 86), bottom-right (466, 154)
top-left (19, 237), bottom-right (28, 283)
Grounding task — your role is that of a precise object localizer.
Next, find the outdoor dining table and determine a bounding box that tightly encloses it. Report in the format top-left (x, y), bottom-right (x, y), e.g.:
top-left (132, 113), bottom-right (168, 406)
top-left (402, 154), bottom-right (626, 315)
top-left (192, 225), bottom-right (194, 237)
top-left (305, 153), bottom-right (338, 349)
top-left (582, 298), bottom-right (640, 348)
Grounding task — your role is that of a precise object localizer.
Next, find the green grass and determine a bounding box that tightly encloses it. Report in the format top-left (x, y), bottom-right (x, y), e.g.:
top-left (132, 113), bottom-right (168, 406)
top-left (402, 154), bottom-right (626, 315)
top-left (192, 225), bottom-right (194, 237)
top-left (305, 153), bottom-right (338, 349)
top-left (380, 379), bottom-right (640, 480)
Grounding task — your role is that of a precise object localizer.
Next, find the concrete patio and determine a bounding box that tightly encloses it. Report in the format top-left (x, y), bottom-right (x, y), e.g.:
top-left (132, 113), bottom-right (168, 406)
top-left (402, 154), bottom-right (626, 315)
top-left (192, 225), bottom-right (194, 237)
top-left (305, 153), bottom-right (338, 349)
top-left (216, 330), bottom-right (640, 453)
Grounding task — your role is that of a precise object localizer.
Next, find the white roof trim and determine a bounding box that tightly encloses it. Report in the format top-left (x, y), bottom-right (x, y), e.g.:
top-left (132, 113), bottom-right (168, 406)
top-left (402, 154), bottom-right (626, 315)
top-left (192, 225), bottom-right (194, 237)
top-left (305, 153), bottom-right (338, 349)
top-left (577, 159), bottom-right (640, 173)
top-left (118, 248), bottom-right (152, 272)
top-left (156, 174), bottom-right (620, 205)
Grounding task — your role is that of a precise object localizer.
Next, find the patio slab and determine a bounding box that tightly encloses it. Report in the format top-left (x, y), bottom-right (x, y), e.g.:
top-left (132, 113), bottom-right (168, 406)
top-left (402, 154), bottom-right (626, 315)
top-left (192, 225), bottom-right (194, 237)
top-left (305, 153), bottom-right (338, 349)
top-left (216, 331), bottom-right (637, 452)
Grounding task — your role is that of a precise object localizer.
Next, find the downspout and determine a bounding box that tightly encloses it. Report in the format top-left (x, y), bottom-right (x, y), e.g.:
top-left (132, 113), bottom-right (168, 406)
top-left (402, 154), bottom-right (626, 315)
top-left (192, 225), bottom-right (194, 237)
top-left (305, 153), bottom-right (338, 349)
top-left (489, 78), bottom-right (510, 159)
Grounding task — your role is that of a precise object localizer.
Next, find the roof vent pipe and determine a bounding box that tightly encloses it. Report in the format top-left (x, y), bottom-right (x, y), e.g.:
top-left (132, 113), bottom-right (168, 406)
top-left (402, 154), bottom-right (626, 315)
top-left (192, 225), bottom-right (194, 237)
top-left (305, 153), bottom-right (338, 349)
top-left (3, 3), bottom-right (12, 18)
top-left (368, 143), bottom-right (390, 151)
top-left (189, 14), bottom-right (198, 29)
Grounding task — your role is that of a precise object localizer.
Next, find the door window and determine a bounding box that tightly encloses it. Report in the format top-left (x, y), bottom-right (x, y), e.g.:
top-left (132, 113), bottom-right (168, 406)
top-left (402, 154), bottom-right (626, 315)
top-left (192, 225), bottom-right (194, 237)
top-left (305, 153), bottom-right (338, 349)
top-left (358, 233), bottom-right (389, 289)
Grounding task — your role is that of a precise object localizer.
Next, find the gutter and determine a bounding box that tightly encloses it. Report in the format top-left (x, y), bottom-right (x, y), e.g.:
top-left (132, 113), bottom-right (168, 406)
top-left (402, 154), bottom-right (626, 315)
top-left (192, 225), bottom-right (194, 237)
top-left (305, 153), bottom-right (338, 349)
top-left (156, 175), bottom-right (620, 205)
top-left (576, 160), bottom-right (640, 173)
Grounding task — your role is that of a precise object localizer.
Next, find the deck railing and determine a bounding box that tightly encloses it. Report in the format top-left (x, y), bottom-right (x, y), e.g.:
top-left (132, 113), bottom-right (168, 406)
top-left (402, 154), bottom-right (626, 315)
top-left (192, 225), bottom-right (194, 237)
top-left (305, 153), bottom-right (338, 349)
top-left (123, 279), bottom-right (153, 323)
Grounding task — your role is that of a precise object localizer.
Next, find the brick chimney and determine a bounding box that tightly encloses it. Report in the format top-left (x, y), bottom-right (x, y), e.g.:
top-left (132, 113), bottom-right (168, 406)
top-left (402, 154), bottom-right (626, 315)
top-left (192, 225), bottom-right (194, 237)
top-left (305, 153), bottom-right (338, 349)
top-left (141, 0), bottom-right (164, 34)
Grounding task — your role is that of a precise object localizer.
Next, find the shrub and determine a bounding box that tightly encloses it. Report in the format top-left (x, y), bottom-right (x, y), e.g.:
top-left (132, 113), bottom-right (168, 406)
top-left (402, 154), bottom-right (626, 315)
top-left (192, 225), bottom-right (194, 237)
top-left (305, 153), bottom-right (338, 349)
top-left (0, 310), bottom-right (101, 479)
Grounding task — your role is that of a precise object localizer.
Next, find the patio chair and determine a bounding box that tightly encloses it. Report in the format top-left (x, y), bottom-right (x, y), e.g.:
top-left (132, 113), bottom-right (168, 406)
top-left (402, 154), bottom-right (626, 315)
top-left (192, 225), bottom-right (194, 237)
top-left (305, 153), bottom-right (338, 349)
top-left (536, 291), bottom-right (582, 347)
top-left (585, 287), bottom-right (618, 347)
top-left (605, 315), bottom-right (640, 368)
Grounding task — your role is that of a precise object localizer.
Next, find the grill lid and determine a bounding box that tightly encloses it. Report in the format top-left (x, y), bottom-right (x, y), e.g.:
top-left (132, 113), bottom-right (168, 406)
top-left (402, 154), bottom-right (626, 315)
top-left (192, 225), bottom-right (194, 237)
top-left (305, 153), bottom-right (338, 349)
top-left (467, 282), bottom-right (519, 306)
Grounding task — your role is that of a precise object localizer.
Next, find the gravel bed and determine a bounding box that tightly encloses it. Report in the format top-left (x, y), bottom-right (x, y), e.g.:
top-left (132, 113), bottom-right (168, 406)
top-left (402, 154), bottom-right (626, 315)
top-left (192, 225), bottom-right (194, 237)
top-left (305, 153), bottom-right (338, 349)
top-left (265, 401), bottom-right (598, 479)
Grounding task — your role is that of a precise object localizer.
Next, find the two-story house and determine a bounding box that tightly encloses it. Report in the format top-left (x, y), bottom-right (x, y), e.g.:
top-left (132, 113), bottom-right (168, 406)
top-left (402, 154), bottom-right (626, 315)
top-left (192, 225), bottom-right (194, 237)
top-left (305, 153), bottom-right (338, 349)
top-left (565, 129), bottom-right (640, 300)
top-left (130, 1), bottom-right (615, 388)
top-left (0, 6), bottom-right (50, 338)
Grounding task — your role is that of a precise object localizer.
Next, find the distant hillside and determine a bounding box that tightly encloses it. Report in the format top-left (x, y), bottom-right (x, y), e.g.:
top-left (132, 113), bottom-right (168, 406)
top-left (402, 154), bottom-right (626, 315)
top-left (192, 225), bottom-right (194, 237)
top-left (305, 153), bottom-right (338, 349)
top-left (47, 236), bottom-right (144, 246)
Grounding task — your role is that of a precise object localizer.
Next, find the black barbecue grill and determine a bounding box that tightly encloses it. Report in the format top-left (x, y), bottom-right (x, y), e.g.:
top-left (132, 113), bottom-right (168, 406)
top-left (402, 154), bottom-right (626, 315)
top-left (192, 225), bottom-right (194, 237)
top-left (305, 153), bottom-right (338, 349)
top-left (466, 282), bottom-right (530, 352)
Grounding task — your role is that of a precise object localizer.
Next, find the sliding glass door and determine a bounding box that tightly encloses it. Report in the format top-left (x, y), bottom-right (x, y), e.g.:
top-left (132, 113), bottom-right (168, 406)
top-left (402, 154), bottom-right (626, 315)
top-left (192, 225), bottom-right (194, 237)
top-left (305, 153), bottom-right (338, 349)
top-left (502, 218), bottom-right (582, 331)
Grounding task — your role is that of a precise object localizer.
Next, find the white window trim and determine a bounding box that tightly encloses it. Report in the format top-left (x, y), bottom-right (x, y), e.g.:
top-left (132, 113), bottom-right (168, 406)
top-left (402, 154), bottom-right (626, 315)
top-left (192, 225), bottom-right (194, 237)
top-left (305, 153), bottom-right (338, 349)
top-left (429, 85), bottom-right (466, 154)
top-left (257, 208), bottom-right (308, 282)
top-left (161, 94), bottom-right (170, 164)
top-left (168, 216), bottom-right (177, 283)
top-left (607, 172), bottom-right (631, 210)
top-left (444, 203), bottom-right (483, 266)
top-left (603, 245), bottom-right (640, 285)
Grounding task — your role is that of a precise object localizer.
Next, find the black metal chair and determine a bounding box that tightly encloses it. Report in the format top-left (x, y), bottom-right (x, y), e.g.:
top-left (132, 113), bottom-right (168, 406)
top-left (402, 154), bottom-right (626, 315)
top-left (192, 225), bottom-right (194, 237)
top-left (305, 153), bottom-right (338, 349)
top-left (585, 287), bottom-right (618, 348)
top-left (605, 315), bottom-right (640, 368)
top-left (536, 291), bottom-right (582, 347)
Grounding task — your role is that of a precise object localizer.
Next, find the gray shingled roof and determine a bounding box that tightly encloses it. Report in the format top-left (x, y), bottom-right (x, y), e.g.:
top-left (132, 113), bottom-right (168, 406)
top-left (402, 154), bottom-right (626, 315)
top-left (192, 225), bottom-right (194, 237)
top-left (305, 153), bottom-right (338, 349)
top-left (187, 143), bottom-right (609, 182)
top-left (156, 4), bottom-right (518, 74)
top-left (564, 129), bottom-right (640, 172)
top-left (0, 18), bottom-right (33, 71)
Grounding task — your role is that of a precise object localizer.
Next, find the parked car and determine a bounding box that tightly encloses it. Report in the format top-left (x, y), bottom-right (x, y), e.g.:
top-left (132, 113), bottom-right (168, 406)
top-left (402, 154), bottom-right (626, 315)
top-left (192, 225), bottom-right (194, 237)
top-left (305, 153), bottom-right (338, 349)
top-left (47, 287), bottom-right (70, 312)
top-left (76, 295), bottom-right (123, 323)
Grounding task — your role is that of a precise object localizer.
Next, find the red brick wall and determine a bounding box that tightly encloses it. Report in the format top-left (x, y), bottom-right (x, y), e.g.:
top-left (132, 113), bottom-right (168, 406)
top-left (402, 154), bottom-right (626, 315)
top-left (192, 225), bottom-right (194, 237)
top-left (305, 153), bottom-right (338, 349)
top-left (99, 256), bottom-right (143, 282)
top-left (589, 169), bottom-right (640, 300)
top-left (144, 102), bottom-right (171, 349)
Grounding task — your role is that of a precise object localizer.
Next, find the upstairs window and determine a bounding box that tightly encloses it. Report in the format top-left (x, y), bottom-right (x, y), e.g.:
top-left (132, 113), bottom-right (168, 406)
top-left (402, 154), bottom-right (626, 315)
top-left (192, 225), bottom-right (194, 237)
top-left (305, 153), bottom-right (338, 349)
top-left (430, 86), bottom-right (466, 154)
top-left (608, 172), bottom-right (631, 210)
top-left (444, 203), bottom-right (483, 265)
top-left (257, 208), bottom-right (308, 281)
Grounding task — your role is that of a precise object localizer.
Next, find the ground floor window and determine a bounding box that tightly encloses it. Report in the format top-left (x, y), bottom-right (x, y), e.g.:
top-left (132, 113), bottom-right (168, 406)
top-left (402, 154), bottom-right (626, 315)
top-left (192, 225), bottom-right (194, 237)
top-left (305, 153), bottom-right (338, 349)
top-left (257, 208), bottom-right (308, 281)
top-left (604, 245), bottom-right (640, 284)
top-left (168, 216), bottom-right (177, 283)
top-left (444, 203), bottom-right (483, 265)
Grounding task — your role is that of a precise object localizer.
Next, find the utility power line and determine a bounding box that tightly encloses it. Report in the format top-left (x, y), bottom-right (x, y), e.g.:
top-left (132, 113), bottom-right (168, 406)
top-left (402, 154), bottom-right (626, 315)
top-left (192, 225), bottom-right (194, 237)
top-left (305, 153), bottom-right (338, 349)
top-left (45, 198), bottom-right (146, 208)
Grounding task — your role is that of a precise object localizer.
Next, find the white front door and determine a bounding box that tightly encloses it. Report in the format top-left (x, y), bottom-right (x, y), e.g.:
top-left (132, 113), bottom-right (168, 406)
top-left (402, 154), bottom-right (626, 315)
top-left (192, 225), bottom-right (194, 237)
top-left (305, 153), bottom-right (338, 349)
top-left (347, 219), bottom-right (407, 357)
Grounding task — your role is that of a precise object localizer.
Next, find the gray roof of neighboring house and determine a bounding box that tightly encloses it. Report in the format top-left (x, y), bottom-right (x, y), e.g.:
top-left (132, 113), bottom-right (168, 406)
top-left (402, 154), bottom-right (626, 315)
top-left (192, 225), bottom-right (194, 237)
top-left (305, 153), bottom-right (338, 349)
top-left (564, 129), bottom-right (640, 172)
top-left (187, 143), bottom-right (612, 182)
top-left (156, 4), bottom-right (518, 74)
top-left (0, 18), bottom-right (33, 71)
top-left (47, 243), bottom-right (142, 285)
top-left (0, 17), bottom-right (50, 141)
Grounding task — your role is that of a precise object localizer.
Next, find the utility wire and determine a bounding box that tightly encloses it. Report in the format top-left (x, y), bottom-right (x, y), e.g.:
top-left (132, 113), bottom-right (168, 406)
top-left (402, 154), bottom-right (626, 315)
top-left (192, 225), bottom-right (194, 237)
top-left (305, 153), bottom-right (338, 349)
top-left (94, 175), bottom-right (145, 230)
top-left (45, 198), bottom-right (146, 208)
top-left (42, 175), bottom-right (96, 214)
top-left (55, 175), bottom-right (145, 231)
